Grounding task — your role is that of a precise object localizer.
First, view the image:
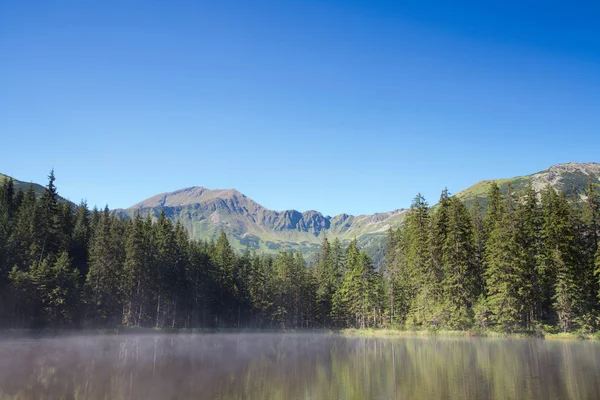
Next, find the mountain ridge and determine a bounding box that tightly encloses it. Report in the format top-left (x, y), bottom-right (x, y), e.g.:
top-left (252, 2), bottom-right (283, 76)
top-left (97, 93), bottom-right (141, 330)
top-left (114, 161), bottom-right (600, 262)
top-left (114, 185), bottom-right (407, 261)
top-left (4, 161), bottom-right (599, 264)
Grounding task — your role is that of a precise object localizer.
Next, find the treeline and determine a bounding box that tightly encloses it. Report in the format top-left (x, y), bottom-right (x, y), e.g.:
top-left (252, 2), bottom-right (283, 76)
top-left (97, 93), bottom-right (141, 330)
top-left (385, 183), bottom-right (600, 333)
top-left (0, 171), bottom-right (599, 333)
top-left (0, 171), bottom-right (382, 329)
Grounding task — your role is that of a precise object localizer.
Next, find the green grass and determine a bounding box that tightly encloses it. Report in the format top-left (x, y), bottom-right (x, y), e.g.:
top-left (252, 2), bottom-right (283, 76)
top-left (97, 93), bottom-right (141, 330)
top-left (339, 328), bottom-right (600, 340)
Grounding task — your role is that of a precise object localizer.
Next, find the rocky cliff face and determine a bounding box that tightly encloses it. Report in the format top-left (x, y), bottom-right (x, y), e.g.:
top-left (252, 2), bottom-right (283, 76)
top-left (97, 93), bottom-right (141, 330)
top-left (530, 162), bottom-right (600, 194)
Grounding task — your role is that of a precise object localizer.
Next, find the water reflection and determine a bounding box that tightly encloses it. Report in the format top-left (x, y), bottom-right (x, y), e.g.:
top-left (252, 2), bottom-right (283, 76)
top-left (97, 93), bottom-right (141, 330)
top-left (0, 333), bottom-right (598, 399)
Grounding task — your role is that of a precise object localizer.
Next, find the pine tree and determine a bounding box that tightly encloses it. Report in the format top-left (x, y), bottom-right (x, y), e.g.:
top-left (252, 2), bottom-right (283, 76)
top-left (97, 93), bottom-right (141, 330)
top-left (332, 240), bottom-right (378, 328)
top-left (86, 207), bottom-right (125, 324)
top-left (212, 230), bottom-right (237, 325)
top-left (469, 199), bottom-right (486, 296)
top-left (71, 201), bottom-right (91, 276)
top-left (122, 212), bottom-right (150, 326)
top-left (0, 178), bottom-right (15, 286)
top-left (314, 236), bottom-right (344, 326)
top-left (584, 177), bottom-right (600, 251)
top-left (404, 194), bottom-right (436, 328)
top-left (153, 211), bottom-right (181, 327)
top-left (485, 182), bottom-right (503, 233)
top-left (386, 227), bottom-right (413, 327)
top-left (514, 183), bottom-right (542, 328)
top-left (430, 188), bottom-right (450, 284)
top-left (33, 251), bottom-right (80, 325)
top-left (540, 187), bottom-right (586, 332)
top-left (440, 196), bottom-right (477, 329)
top-left (596, 246), bottom-right (600, 304)
top-left (12, 185), bottom-right (40, 269)
top-left (583, 179), bottom-right (600, 314)
top-left (38, 170), bottom-right (62, 260)
top-left (484, 185), bottom-right (524, 332)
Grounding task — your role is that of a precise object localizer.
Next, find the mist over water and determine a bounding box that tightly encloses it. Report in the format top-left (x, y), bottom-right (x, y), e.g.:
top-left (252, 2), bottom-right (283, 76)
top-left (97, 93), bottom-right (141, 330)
top-left (0, 333), bottom-right (599, 400)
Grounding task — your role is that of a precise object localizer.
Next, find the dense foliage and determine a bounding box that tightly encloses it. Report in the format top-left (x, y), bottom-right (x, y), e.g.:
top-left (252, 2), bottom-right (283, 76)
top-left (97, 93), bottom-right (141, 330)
top-left (0, 172), bottom-right (599, 332)
top-left (386, 181), bottom-right (600, 333)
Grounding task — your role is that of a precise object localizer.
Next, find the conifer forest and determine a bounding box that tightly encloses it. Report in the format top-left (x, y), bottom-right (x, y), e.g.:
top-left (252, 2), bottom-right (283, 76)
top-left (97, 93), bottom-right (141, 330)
top-left (1, 171), bottom-right (599, 334)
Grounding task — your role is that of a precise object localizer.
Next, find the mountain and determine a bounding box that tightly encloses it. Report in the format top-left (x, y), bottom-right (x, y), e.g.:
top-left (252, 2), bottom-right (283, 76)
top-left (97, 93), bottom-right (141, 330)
top-left (114, 186), bottom-right (407, 263)
top-left (456, 162), bottom-right (600, 207)
top-left (4, 162), bottom-right (599, 264)
top-left (114, 162), bottom-right (600, 264)
top-left (0, 173), bottom-right (50, 198)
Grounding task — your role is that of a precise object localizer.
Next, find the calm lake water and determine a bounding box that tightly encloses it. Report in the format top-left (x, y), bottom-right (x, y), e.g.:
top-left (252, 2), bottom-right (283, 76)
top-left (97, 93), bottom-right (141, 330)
top-left (0, 333), bottom-right (599, 400)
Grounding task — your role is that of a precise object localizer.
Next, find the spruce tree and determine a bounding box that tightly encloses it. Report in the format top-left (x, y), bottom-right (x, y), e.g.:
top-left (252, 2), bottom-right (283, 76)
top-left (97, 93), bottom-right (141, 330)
top-left (440, 196), bottom-right (477, 329)
top-left (386, 227), bottom-right (413, 326)
top-left (484, 185), bottom-right (524, 331)
top-left (71, 201), bottom-right (91, 276)
top-left (469, 199), bottom-right (486, 296)
top-left (485, 182), bottom-right (503, 233)
top-left (38, 170), bottom-right (62, 260)
top-left (332, 240), bottom-right (378, 328)
top-left (122, 212), bottom-right (149, 326)
top-left (12, 185), bottom-right (39, 269)
top-left (430, 188), bottom-right (450, 281)
top-left (315, 236), bottom-right (334, 325)
top-left (212, 230), bottom-right (237, 325)
top-left (86, 207), bottom-right (124, 324)
top-left (0, 178), bottom-right (15, 287)
top-left (33, 251), bottom-right (80, 326)
top-left (583, 179), bottom-right (600, 313)
top-left (514, 182), bottom-right (542, 328)
top-left (540, 188), bottom-right (586, 331)
top-left (404, 194), bottom-right (436, 328)
top-left (596, 246), bottom-right (600, 304)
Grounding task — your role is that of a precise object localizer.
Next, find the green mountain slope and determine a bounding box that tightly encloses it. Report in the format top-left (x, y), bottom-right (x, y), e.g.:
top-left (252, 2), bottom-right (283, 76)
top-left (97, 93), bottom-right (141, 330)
top-left (114, 162), bottom-right (600, 264)
top-left (0, 173), bottom-right (49, 197)
top-left (5, 161), bottom-right (598, 265)
top-left (456, 162), bottom-right (600, 207)
top-left (113, 186), bottom-right (407, 263)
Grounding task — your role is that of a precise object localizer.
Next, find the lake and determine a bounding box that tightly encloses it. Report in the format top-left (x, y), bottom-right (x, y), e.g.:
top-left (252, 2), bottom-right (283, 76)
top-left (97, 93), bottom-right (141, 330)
top-left (0, 333), bottom-right (598, 399)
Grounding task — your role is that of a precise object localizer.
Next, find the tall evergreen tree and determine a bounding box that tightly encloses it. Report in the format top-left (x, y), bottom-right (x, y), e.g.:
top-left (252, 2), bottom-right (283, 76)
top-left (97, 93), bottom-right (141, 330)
top-left (484, 184), bottom-right (525, 331)
top-left (38, 170), bottom-right (62, 260)
top-left (86, 207), bottom-right (125, 325)
top-left (514, 183), bottom-right (542, 328)
top-left (540, 187), bottom-right (586, 331)
top-left (212, 230), bottom-right (237, 325)
top-left (469, 199), bottom-right (486, 296)
top-left (122, 212), bottom-right (150, 326)
top-left (404, 194), bottom-right (436, 327)
top-left (440, 196), bottom-right (477, 329)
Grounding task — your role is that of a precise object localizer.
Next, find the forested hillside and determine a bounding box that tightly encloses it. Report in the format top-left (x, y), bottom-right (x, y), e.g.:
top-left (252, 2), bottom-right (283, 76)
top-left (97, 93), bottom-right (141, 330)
top-left (0, 170), bottom-right (599, 333)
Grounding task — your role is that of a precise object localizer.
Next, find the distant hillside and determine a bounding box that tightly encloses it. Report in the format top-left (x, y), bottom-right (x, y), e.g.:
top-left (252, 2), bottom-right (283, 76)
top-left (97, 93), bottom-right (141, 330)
top-left (456, 162), bottom-right (600, 207)
top-left (114, 186), bottom-right (407, 263)
top-left (0, 173), bottom-right (49, 197)
top-left (4, 162), bottom-right (599, 265)
top-left (114, 162), bottom-right (600, 264)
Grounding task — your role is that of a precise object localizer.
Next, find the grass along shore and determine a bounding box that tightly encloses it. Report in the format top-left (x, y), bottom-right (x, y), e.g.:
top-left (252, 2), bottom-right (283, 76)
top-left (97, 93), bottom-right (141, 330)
top-left (339, 328), bottom-right (600, 340)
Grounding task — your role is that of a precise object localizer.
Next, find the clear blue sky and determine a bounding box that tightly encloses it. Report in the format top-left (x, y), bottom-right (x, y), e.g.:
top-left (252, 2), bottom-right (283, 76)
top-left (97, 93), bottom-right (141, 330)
top-left (1, 1), bottom-right (599, 216)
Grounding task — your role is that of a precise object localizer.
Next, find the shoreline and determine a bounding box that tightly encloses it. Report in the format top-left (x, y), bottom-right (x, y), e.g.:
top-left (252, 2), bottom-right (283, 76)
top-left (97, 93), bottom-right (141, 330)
top-left (339, 328), bottom-right (600, 341)
top-left (1, 327), bottom-right (599, 341)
